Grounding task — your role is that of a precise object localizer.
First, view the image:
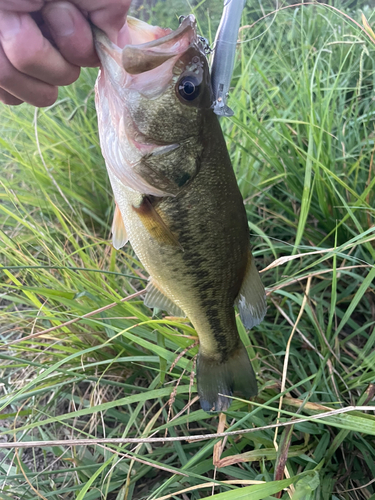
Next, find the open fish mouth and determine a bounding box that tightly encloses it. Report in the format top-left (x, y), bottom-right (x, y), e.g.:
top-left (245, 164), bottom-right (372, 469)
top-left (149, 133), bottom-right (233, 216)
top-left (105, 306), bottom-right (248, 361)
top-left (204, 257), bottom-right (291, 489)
top-left (122, 16), bottom-right (197, 75)
top-left (94, 15), bottom-right (198, 94)
top-left (94, 14), bottom-right (205, 197)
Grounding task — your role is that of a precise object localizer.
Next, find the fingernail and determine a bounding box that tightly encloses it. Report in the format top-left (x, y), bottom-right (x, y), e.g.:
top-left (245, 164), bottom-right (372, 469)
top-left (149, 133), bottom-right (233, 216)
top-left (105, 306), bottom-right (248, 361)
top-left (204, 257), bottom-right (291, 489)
top-left (0, 12), bottom-right (21, 40)
top-left (44, 5), bottom-right (75, 37)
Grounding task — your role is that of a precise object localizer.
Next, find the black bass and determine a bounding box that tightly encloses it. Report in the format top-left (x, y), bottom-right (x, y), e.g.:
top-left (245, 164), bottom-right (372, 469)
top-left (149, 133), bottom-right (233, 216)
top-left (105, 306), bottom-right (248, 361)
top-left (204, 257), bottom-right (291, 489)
top-left (94, 15), bottom-right (266, 412)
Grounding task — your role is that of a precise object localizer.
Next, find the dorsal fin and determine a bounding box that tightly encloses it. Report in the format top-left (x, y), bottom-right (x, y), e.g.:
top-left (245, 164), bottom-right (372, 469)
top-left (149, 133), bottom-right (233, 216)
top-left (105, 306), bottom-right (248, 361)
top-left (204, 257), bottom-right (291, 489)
top-left (111, 204), bottom-right (128, 250)
top-left (235, 253), bottom-right (267, 329)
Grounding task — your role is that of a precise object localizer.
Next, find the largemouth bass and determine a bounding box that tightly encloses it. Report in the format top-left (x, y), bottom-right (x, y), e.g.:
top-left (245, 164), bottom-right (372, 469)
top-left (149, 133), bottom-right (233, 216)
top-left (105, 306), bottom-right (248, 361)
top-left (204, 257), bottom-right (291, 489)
top-left (94, 15), bottom-right (267, 412)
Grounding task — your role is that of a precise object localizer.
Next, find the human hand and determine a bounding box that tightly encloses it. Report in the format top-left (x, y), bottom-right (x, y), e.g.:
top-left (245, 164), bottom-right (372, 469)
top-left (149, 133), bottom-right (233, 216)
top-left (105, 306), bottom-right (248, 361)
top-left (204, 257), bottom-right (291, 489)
top-left (0, 0), bottom-right (131, 106)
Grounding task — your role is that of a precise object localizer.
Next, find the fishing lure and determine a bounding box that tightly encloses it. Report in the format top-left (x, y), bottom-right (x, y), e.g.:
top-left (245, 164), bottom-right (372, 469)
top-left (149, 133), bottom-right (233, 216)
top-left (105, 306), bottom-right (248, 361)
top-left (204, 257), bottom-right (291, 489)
top-left (211, 0), bottom-right (247, 117)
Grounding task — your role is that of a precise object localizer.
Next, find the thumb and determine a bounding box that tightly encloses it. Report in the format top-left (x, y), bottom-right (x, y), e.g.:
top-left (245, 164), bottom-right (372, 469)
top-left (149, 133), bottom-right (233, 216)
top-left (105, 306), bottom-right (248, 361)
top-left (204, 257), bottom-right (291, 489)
top-left (89, 2), bottom-right (131, 43)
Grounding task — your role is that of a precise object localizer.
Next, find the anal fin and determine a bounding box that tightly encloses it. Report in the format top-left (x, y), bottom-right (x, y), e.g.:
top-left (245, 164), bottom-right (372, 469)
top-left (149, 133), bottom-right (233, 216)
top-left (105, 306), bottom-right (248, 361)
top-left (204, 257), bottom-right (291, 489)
top-left (144, 279), bottom-right (186, 318)
top-left (235, 253), bottom-right (267, 330)
top-left (112, 204), bottom-right (128, 250)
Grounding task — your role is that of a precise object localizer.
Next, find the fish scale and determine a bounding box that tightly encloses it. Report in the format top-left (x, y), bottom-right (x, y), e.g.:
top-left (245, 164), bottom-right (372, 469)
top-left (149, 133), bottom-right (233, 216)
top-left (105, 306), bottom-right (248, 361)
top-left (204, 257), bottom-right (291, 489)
top-left (94, 15), bottom-right (267, 412)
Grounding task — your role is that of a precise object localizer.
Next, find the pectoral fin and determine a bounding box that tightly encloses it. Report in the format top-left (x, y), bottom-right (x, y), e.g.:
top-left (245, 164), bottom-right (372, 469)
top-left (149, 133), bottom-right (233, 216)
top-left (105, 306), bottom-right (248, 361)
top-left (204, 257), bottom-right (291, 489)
top-left (144, 279), bottom-right (186, 317)
top-left (235, 253), bottom-right (267, 330)
top-left (132, 196), bottom-right (182, 249)
top-left (111, 204), bottom-right (128, 250)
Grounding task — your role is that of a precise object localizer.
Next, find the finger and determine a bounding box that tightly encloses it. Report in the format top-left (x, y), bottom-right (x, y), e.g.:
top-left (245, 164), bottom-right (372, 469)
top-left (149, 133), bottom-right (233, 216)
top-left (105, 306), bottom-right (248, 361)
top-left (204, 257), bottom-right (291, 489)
top-left (0, 11), bottom-right (80, 86)
top-left (43, 2), bottom-right (99, 67)
top-left (89, 3), bottom-right (130, 42)
top-left (54, 0), bottom-right (130, 42)
top-left (0, 87), bottom-right (23, 105)
top-left (0, 45), bottom-right (58, 107)
top-left (0, 0), bottom-right (43, 12)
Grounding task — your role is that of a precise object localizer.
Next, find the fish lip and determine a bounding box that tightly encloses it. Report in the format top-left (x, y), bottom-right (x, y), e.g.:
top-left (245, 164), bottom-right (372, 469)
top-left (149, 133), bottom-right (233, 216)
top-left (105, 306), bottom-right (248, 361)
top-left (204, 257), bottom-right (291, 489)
top-left (93, 25), bottom-right (121, 61)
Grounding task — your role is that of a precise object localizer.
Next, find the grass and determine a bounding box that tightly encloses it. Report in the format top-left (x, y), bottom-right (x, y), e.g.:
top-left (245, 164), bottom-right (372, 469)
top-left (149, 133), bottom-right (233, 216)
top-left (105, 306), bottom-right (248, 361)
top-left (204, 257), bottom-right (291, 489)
top-left (0, 0), bottom-right (375, 498)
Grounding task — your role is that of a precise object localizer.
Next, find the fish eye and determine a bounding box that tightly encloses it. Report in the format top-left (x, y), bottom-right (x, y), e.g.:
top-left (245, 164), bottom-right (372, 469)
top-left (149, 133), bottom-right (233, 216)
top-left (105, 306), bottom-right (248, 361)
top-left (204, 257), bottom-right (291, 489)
top-left (177, 75), bottom-right (200, 102)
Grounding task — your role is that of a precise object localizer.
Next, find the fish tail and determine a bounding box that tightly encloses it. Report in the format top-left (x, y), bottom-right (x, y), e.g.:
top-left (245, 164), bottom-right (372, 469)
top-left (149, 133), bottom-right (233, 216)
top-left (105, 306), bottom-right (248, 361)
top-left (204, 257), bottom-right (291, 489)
top-left (196, 344), bottom-right (257, 412)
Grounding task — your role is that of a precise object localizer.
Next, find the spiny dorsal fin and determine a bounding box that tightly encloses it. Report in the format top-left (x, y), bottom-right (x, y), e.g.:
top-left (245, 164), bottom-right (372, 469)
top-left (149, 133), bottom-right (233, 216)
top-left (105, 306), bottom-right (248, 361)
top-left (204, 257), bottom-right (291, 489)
top-left (144, 279), bottom-right (186, 318)
top-left (112, 204), bottom-right (128, 250)
top-left (235, 253), bottom-right (267, 330)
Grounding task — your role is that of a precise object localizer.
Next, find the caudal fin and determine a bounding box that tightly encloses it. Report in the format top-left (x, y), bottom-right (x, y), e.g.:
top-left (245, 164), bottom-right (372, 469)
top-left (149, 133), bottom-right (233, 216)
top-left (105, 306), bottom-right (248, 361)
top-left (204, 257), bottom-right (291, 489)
top-left (196, 344), bottom-right (257, 412)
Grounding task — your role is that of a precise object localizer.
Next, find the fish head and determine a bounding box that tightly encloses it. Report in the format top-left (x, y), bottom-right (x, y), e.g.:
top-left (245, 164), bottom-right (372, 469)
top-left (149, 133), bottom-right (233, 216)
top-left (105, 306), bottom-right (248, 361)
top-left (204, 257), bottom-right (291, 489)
top-left (94, 15), bottom-right (213, 196)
